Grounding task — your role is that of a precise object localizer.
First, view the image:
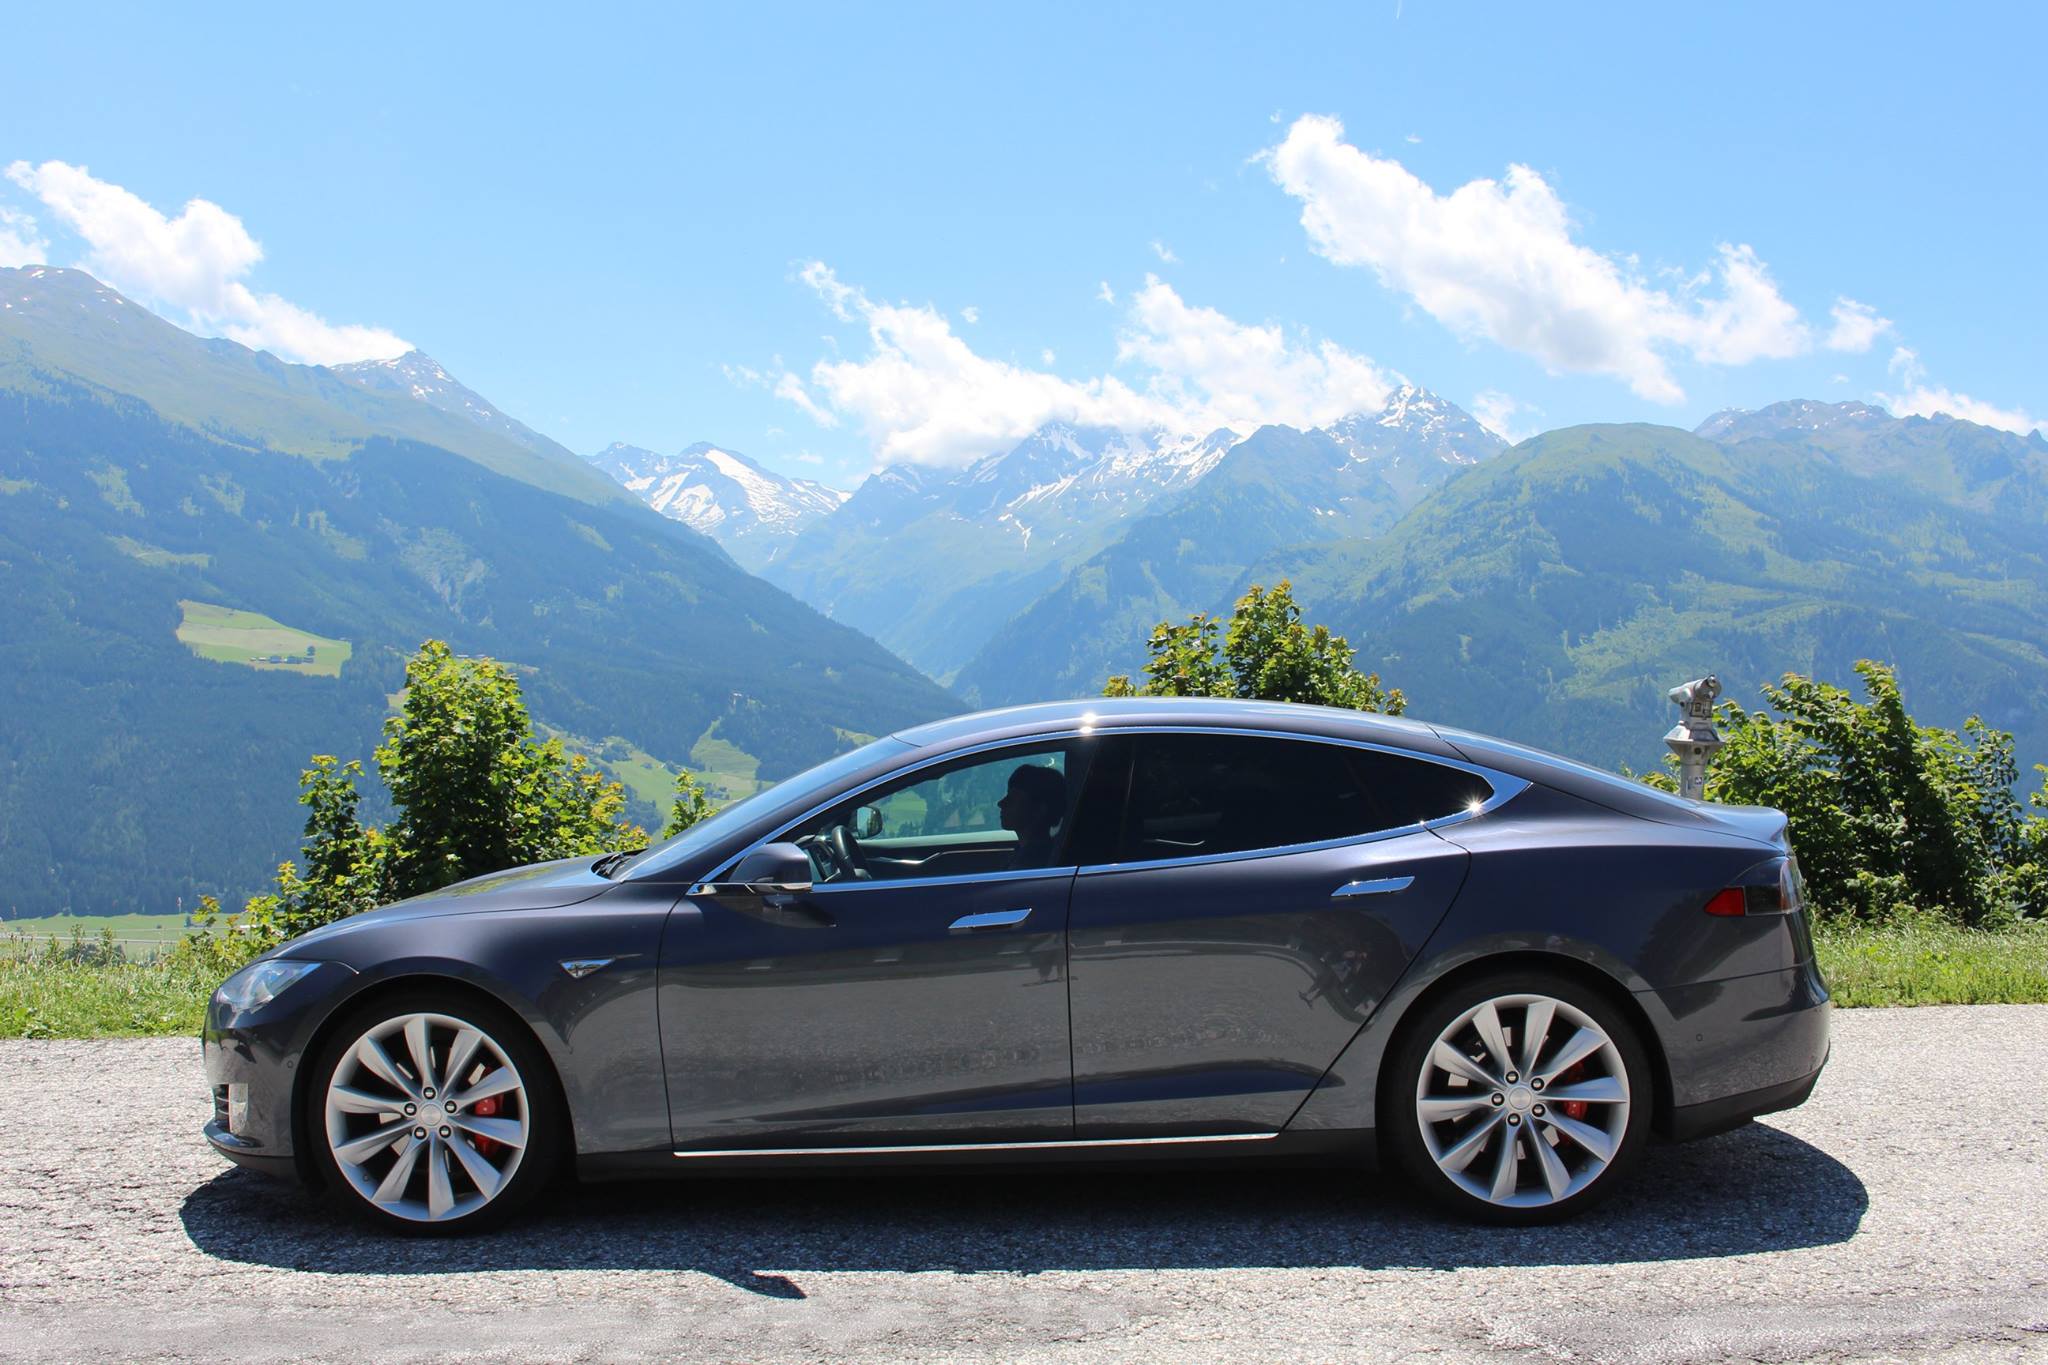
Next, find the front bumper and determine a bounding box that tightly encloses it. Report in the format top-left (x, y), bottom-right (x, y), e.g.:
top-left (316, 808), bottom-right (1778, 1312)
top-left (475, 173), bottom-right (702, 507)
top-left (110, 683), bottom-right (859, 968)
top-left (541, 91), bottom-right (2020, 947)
top-left (200, 958), bottom-right (358, 1179)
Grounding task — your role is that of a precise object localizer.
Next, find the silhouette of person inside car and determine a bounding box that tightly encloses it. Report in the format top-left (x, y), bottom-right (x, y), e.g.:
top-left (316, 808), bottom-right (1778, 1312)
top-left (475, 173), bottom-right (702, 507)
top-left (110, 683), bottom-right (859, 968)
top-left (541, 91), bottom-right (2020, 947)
top-left (998, 763), bottom-right (1066, 869)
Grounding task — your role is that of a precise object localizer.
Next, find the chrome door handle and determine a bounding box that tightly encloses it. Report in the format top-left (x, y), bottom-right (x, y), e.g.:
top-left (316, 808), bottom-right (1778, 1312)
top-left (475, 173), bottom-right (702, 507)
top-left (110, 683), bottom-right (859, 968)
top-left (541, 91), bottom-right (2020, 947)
top-left (1333, 876), bottom-right (1415, 898)
top-left (950, 907), bottom-right (1032, 931)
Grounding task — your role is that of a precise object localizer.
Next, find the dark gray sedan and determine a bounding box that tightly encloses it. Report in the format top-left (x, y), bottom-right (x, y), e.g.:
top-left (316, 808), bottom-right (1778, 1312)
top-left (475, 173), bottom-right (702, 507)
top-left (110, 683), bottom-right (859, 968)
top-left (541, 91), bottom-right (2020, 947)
top-left (202, 698), bottom-right (1830, 1232)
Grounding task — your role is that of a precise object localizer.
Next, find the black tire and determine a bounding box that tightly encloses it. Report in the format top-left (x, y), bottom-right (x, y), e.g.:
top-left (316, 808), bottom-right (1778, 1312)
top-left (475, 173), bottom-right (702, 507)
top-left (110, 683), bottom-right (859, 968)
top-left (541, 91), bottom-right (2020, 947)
top-left (304, 987), bottom-right (564, 1235)
top-left (1380, 967), bottom-right (1653, 1225)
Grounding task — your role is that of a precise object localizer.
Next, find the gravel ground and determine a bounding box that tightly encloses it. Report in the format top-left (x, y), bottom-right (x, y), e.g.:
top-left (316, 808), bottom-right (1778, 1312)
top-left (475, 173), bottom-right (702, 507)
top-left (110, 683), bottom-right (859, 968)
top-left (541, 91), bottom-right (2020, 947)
top-left (2, 1006), bottom-right (2046, 1363)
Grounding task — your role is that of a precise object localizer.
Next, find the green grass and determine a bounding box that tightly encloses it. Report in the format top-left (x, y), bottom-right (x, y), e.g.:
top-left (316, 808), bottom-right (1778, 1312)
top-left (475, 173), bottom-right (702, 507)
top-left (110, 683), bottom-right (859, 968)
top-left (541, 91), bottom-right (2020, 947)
top-left (1814, 918), bottom-right (2048, 1007)
top-left (175, 598), bottom-right (351, 676)
top-left (1, 937), bottom-right (222, 1038)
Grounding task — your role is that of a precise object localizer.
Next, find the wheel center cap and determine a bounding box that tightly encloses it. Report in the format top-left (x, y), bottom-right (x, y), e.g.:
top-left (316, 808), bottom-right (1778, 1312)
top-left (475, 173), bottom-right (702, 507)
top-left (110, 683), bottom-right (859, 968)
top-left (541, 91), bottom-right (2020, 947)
top-left (1507, 1086), bottom-right (1534, 1111)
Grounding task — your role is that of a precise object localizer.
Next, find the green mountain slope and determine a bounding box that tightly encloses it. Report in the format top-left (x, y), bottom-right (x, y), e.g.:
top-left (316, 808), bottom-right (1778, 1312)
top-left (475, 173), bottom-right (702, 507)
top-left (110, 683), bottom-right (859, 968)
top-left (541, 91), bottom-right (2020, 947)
top-left (953, 425), bottom-right (1404, 704)
top-left (0, 266), bottom-right (627, 505)
top-left (1275, 422), bottom-right (2048, 770)
top-left (0, 285), bottom-right (956, 917)
top-left (953, 392), bottom-right (1505, 706)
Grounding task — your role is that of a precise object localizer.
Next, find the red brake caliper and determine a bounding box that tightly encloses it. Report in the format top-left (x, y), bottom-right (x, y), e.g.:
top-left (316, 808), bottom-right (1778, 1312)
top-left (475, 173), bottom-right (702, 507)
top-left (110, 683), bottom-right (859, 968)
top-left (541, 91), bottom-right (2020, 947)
top-left (469, 1094), bottom-right (502, 1158)
top-left (1554, 1060), bottom-right (1589, 1121)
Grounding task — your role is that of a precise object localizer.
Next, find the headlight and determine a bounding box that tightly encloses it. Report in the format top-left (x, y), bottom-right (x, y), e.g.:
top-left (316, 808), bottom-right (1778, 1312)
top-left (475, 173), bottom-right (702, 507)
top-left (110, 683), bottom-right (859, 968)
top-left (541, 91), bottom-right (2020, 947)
top-left (215, 959), bottom-right (321, 1012)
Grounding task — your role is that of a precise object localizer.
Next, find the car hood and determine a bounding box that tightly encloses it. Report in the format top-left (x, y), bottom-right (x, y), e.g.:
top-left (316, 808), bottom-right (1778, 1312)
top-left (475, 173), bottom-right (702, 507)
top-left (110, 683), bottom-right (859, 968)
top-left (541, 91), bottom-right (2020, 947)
top-left (279, 856), bottom-right (615, 953)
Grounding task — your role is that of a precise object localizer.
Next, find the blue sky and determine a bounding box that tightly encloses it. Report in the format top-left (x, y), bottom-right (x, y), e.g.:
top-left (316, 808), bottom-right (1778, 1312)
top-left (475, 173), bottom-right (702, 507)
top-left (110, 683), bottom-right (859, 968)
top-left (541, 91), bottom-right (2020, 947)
top-left (3, 2), bottom-right (2042, 488)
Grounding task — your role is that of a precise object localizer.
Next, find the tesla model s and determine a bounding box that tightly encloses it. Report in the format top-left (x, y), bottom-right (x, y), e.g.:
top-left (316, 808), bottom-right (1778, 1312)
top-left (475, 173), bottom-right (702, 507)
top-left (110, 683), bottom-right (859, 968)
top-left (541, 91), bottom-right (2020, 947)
top-left (202, 698), bottom-right (1830, 1231)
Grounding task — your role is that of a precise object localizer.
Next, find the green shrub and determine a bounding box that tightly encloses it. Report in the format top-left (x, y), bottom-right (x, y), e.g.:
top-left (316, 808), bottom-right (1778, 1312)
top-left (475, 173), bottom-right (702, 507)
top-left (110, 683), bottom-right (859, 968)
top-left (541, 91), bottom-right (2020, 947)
top-left (1658, 661), bottom-right (2048, 926)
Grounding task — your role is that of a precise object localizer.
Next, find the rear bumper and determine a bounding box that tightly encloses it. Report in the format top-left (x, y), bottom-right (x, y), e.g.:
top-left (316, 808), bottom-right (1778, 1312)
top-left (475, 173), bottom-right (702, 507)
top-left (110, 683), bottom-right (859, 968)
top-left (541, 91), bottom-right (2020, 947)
top-left (1643, 957), bottom-right (1831, 1138)
top-left (1666, 1050), bottom-right (1827, 1141)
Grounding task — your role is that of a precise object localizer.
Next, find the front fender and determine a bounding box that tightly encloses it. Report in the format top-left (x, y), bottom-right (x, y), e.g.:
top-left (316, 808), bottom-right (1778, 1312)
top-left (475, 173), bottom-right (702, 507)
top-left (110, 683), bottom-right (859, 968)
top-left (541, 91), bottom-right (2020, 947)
top-left (281, 894), bottom-right (676, 1163)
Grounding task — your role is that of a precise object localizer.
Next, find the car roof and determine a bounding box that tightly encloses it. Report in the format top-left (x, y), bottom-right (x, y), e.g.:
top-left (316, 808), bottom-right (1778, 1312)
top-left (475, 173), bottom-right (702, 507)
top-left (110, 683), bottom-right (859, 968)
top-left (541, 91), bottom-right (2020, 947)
top-left (893, 698), bottom-right (1723, 832)
top-left (892, 697), bottom-right (1467, 759)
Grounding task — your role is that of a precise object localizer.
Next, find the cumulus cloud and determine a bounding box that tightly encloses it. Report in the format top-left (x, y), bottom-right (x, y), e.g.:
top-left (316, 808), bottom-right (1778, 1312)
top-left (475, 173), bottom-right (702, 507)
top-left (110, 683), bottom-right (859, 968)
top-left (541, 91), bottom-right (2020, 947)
top-left (779, 262), bottom-right (1397, 466)
top-left (0, 206), bottom-right (47, 267)
top-left (5, 160), bottom-right (408, 364)
top-left (1879, 346), bottom-right (2040, 436)
top-left (1261, 114), bottom-right (1812, 403)
top-left (1469, 389), bottom-right (1535, 443)
top-left (1824, 297), bottom-right (1892, 353)
top-left (1149, 239), bottom-right (1179, 265)
top-left (960, 305), bottom-right (979, 324)
top-left (1096, 280), bottom-right (1116, 304)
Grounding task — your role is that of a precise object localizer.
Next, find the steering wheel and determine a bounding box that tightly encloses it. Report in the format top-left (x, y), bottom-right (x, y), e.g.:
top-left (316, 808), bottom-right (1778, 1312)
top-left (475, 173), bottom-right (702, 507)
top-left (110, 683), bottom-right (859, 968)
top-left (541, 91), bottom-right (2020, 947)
top-left (827, 823), bottom-right (869, 879)
top-left (798, 824), bottom-right (867, 881)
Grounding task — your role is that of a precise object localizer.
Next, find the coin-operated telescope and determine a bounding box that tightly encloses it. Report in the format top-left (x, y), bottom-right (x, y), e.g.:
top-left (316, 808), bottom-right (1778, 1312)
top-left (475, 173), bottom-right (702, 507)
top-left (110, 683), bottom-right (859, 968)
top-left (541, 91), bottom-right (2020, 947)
top-left (1665, 675), bottom-right (1723, 801)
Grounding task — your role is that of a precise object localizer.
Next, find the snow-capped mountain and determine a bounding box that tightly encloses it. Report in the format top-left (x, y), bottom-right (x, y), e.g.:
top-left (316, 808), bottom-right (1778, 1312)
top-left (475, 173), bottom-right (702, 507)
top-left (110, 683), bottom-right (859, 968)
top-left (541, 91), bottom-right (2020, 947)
top-left (587, 442), bottom-right (848, 570)
top-left (762, 388), bottom-right (1500, 684)
top-left (1321, 384), bottom-right (1508, 504)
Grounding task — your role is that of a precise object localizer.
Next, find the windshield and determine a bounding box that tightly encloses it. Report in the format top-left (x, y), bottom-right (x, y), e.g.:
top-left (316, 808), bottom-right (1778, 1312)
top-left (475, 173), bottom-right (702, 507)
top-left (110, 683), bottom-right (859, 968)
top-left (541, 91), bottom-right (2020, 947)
top-left (613, 735), bottom-right (914, 880)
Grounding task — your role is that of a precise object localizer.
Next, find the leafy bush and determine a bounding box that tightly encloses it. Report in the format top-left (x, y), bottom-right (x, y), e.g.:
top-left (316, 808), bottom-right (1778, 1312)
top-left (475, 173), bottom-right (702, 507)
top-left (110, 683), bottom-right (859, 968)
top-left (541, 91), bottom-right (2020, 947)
top-left (1106, 580), bottom-right (1405, 713)
top-left (1666, 661), bottom-right (2048, 925)
top-left (188, 639), bottom-right (669, 957)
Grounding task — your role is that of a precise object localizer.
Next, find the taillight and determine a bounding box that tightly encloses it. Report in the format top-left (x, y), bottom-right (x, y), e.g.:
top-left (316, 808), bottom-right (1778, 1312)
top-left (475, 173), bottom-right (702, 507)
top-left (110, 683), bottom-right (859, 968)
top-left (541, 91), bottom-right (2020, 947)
top-left (1703, 887), bottom-right (1747, 917)
top-left (1703, 858), bottom-right (1801, 916)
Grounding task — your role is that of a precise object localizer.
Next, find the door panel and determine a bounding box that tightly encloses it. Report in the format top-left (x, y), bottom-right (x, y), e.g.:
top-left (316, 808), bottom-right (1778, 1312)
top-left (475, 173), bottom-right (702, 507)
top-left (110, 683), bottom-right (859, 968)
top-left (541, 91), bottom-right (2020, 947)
top-left (1067, 829), bottom-right (1467, 1137)
top-left (661, 870), bottom-right (1074, 1148)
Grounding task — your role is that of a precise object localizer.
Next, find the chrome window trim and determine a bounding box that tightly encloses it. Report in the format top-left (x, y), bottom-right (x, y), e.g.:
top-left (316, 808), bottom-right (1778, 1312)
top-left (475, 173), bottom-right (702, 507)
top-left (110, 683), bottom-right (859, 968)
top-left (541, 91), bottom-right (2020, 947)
top-left (711, 725), bottom-right (1528, 893)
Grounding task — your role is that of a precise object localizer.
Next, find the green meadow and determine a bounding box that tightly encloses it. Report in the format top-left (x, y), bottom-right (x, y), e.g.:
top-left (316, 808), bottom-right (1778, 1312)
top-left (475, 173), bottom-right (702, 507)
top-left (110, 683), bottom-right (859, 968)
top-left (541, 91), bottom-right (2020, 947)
top-left (175, 599), bottom-right (351, 677)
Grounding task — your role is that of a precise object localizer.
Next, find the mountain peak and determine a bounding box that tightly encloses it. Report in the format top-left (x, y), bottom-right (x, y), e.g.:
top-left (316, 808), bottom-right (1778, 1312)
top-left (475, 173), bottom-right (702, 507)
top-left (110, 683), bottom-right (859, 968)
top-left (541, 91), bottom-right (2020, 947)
top-left (585, 441), bottom-right (847, 570)
top-left (1695, 399), bottom-right (1895, 443)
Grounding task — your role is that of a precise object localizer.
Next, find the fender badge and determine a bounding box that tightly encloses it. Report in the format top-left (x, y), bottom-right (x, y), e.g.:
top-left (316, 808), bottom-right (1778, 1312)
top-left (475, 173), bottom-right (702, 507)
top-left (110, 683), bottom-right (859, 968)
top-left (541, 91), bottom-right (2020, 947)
top-left (559, 957), bottom-right (616, 979)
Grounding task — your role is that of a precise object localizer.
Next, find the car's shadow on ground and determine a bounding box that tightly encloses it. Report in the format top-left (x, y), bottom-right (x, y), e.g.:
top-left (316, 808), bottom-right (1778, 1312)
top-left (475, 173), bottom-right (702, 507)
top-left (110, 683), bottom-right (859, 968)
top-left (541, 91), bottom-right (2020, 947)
top-left (180, 1121), bottom-right (1866, 1298)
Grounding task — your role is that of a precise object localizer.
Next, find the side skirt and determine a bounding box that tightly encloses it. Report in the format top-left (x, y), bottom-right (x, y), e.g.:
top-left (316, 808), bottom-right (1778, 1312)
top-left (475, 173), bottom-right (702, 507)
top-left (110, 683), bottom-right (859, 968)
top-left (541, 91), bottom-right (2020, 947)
top-left (576, 1128), bottom-right (1375, 1182)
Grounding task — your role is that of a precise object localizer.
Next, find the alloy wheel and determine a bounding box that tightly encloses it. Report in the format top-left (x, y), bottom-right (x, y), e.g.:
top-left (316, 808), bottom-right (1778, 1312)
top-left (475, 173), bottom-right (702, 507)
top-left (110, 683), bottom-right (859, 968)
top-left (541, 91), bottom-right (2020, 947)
top-left (322, 1011), bottom-right (531, 1224)
top-left (1412, 992), bottom-right (1631, 1209)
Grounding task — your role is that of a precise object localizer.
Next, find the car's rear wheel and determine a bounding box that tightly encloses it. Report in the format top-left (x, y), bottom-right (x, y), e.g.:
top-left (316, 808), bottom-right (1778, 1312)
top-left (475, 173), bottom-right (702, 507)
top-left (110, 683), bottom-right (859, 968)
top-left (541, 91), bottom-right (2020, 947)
top-left (308, 990), bottom-right (561, 1234)
top-left (1383, 969), bottom-right (1651, 1224)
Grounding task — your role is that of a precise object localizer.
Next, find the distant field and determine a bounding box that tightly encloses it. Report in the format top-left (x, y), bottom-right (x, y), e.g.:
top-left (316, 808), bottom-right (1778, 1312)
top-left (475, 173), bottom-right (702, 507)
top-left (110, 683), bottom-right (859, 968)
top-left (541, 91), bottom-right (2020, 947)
top-left (175, 598), bottom-right (351, 676)
top-left (2, 912), bottom-right (193, 955)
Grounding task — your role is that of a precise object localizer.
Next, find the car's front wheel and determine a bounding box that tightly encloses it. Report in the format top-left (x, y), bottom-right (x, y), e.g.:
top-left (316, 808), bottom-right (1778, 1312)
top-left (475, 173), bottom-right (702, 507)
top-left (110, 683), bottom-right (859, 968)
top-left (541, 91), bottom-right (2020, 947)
top-left (1383, 969), bottom-right (1651, 1224)
top-left (307, 990), bottom-right (561, 1234)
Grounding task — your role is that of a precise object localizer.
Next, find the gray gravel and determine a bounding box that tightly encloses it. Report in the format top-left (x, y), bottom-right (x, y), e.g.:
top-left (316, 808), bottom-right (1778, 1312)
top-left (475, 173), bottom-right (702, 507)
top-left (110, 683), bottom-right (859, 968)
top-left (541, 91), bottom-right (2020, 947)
top-left (2, 1006), bottom-right (2046, 1363)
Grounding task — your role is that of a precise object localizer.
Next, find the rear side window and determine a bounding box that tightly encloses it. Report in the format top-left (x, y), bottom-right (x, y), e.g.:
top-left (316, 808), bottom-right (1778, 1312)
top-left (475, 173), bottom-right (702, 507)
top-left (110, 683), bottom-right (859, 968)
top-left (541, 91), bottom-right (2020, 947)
top-left (1346, 745), bottom-right (1494, 827)
top-left (1115, 734), bottom-right (1370, 861)
top-left (1110, 733), bottom-right (1494, 863)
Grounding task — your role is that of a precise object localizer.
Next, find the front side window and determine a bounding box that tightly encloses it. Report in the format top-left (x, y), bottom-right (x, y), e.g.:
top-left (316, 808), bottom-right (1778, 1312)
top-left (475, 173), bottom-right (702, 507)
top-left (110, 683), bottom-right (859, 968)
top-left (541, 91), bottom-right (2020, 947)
top-left (784, 743), bottom-right (1083, 883)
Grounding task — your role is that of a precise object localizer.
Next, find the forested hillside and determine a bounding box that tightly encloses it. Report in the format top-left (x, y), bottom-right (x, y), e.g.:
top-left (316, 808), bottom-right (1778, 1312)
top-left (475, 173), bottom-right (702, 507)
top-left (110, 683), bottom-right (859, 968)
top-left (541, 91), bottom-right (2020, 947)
top-left (0, 377), bottom-right (953, 917)
top-left (1277, 421), bottom-right (2048, 770)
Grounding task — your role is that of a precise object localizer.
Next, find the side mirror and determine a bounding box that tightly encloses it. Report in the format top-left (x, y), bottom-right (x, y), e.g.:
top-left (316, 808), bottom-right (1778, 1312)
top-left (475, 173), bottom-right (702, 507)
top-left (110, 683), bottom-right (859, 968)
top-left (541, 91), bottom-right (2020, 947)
top-left (693, 842), bottom-right (813, 897)
top-left (854, 804), bottom-right (885, 838)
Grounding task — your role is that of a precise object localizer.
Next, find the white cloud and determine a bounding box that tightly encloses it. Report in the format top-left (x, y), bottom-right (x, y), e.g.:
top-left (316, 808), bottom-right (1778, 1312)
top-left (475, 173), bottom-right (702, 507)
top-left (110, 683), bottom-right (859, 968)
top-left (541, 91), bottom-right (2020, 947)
top-left (1470, 389), bottom-right (1536, 443)
top-left (1261, 114), bottom-right (1813, 403)
top-left (5, 160), bottom-right (409, 364)
top-left (960, 305), bottom-right (979, 324)
top-left (1096, 280), bottom-right (1116, 304)
top-left (1878, 346), bottom-right (2040, 435)
top-left (1149, 239), bottom-right (1179, 265)
top-left (1824, 297), bottom-right (1892, 353)
top-left (0, 206), bottom-right (47, 267)
top-left (780, 262), bottom-right (1397, 466)
top-left (1040, 348), bottom-right (1056, 365)
top-left (1404, 133), bottom-right (1423, 145)
top-left (773, 370), bottom-right (839, 428)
